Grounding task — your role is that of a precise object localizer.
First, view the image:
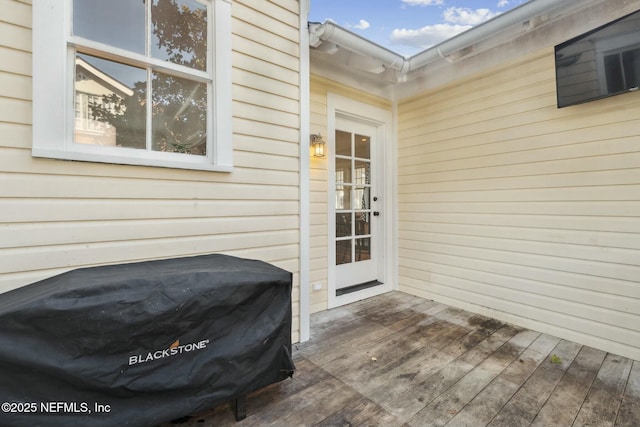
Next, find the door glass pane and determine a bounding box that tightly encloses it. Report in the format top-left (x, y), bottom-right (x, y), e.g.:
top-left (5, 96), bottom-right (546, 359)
top-left (354, 187), bottom-right (369, 210)
top-left (336, 130), bottom-right (351, 156)
top-left (151, 0), bottom-right (208, 71)
top-left (74, 54), bottom-right (147, 149)
top-left (335, 124), bottom-right (375, 270)
top-left (151, 72), bottom-right (207, 155)
top-left (336, 240), bottom-right (352, 265)
top-left (355, 238), bottom-right (371, 261)
top-left (336, 213), bottom-right (352, 238)
top-left (355, 212), bottom-right (370, 236)
top-left (336, 185), bottom-right (352, 210)
top-left (73, 0), bottom-right (146, 54)
top-left (355, 134), bottom-right (370, 159)
top-left (354, 160), bottom-right (370, 185)
top-left (336, 158), bottom-right (352, 184)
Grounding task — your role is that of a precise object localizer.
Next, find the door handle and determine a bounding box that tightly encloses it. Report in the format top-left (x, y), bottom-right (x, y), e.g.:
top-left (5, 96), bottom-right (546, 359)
top-left (373, 211), bottom-right (380, 216)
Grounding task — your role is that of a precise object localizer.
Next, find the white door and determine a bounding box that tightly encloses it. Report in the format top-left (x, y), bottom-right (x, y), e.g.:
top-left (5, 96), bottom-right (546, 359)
top-left (334, 117), bottom-right (381, 290)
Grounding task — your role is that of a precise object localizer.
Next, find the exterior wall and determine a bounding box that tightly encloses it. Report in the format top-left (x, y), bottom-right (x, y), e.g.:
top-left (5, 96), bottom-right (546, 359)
top-left (397, 47), bottom-right (640, 360)
top-left (0, 0), bottom-right (303, 341)
top-left (309, 74), bottom-right (391, 313)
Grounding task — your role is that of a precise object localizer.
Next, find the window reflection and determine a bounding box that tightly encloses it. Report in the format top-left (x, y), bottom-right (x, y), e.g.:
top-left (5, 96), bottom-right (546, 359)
top-left (72, 0), bottom-right (211, 156)
top-left (555, 10), bottom-right (640, 107)
top-left (74, 0), bottom-right (208, 72)
top-left (151, 0), bottom-right (208, 71)
top-left (73, 0), bottom-right (146, 54)
top-left (74, 54), bottom-right (146, 149)
top-left (604, 48), bottom-right (640, 93)
top-left (152, 72), bottom-right (207, 155)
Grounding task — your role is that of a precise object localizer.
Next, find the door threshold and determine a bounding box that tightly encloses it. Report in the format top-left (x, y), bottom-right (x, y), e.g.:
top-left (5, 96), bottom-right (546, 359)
top-left (336, 280), bottom-right (383, 296)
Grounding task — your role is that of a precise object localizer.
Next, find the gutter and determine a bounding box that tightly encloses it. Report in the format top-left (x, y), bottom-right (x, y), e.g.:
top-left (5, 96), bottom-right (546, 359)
top-left (310, 0), bottom-right (568, 74)
top-left (309, 21), bottom-right (406, 72)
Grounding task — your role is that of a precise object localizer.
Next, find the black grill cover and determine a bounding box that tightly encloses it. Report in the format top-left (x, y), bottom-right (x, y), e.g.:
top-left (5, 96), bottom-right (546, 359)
top-left (0, 254), bottom-right (295, 427)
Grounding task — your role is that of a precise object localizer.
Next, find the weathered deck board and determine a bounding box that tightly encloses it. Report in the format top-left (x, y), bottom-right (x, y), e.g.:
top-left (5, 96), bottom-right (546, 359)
top-left (616, 361), bottom-right (640, 427)
top-left (159, 291), bottom-right (639, 427)
top-left (409, 329), bottom-right (543, 427)
top-left (447, 333), bottom-right (560, 427)
top-left (530, 346), bottom-right (607, 427)
top-left (486, 339), bottom-right (583, 427)
top-left (573, 353), bottom-right (634, 427)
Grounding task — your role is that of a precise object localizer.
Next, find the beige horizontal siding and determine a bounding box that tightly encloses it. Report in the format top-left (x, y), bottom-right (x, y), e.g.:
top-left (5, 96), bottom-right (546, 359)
top-left (0, 46), bottom-right (30, 76)
top-left (0, 72), bottom-right (31, 100)
top-left (308, 77), bottom-right (330, 314)
top-left (309, 74), bottom-right (392, 313)
top-left (397, 48), bottom-right (640, 360)
top-left (0, 0), bottom-right (302, 341)
top-left (0, 0), bottom-right (31, 28)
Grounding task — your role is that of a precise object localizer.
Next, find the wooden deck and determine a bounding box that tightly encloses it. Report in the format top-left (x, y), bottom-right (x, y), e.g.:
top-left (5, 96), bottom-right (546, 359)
top-left (166, 292), bottom-right (640, 427)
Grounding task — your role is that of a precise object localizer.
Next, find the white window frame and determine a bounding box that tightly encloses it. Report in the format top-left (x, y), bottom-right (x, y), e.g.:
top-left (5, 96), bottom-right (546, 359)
top-left (33, 0), bottom-right (233, 172)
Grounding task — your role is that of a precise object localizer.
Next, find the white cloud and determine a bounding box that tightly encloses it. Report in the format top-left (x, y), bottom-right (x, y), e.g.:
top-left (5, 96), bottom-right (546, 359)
top-left (390, 24), bottom-right (472, 49)
top-left (497, 0), bottom-right (509, 7)
top-left (390, 4), bottom-right (502, 52)
top-left (354, 19), bottom-right (370, 30)
top-left (401, 0), bottom-right (444, 6)
top-left (443, 7), bottom-right (499, 25)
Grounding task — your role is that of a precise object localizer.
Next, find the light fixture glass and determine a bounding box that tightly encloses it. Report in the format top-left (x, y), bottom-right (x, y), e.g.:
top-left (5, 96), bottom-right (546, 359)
top-left (310, 133), bottom-right (326, 157)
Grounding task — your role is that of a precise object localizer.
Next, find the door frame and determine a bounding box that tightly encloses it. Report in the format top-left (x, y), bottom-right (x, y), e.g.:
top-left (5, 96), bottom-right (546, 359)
top-left (327, 93), bottom-right (396, 308)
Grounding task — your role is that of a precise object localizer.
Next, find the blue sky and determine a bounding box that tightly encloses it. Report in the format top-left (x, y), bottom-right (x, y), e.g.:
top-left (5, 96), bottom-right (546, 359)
top-left (308, 0), bottom-right (528, 57)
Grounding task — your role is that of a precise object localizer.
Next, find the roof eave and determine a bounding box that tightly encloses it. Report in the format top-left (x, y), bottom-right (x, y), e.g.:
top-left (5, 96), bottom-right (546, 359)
top-left (309, 0), bottom-right (586, 77)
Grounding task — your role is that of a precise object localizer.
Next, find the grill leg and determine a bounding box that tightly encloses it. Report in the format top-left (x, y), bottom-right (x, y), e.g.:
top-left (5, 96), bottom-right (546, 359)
top-left (233, 395), bottom-right (247, 421)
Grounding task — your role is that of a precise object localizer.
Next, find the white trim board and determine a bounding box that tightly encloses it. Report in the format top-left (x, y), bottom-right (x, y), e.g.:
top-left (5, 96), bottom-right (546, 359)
top-left (298, 0), bottom-right (311, 343)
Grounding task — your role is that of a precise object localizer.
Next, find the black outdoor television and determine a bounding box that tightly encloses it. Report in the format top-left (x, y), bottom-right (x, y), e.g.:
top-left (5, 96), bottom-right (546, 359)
top-left (555, 9), bottom-right (640, 108)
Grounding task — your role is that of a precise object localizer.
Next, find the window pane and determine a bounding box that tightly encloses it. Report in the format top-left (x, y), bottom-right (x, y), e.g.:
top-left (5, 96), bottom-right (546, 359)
top-left (336, 213), bottom-right (352, 238)
top-left (354, 160), bottom-right (370, 185)
top-left (74, 54), bottom-right (147, 149)
top-left (354, 187), bottom-right (370, 210)
top-left (355, 238), bottom-right (371, 262)
top-left (336, 158), bottom-right (352, 184)
top-left (336, 240), bottom-right (352, 265)
top-left (73, 0), bottom-right (145, 54)
top-left (152, 0), bottom-right (208, 71)
top-left (336, 130), bottom-right (351, 156)
top-left (355, 134), bottom-right (370, 159)
top-left (336, 185), bottom-right (352, 210)
top-left (355, 212), bottom-right (370, 236)
top-left (151, 72), bottom-right (207, 155)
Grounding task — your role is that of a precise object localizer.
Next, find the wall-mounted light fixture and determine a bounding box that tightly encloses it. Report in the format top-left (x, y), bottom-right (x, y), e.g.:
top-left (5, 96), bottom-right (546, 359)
top-left (310, 133), bottom-right (326, 158)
